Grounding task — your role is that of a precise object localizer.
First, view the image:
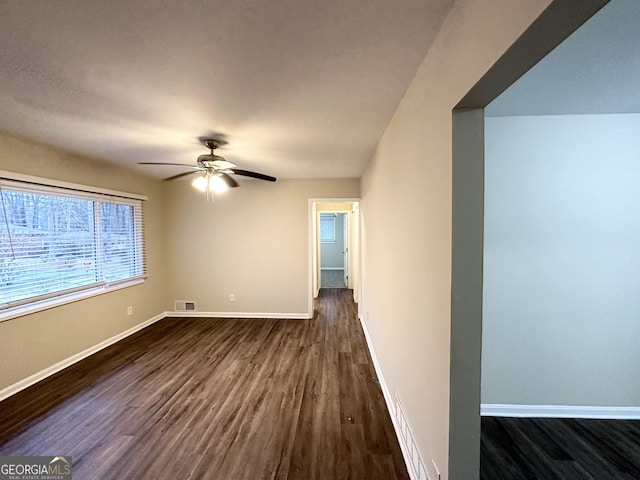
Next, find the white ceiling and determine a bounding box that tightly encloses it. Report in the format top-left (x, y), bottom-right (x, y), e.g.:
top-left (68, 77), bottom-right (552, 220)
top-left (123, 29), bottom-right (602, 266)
top-left (0, 0), bottom-right (453, 180)
top-left (487, 0), bottom-right (640, 117)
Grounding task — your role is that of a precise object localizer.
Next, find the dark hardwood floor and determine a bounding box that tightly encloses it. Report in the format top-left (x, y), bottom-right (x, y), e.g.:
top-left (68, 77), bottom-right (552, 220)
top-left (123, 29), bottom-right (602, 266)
top-left (0, 288), bottom-right (408, 480)
top-left (481, 416), bottom-right (640, 480)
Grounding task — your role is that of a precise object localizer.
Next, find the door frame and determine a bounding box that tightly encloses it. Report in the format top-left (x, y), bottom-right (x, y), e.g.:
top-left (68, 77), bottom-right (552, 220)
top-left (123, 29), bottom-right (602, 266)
top-left (308, 198), bottom-right (361, 316)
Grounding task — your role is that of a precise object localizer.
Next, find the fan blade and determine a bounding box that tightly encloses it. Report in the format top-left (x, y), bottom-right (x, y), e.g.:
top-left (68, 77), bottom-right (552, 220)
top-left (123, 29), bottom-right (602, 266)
top-left (138, 162), bottom-right (200, 167)
top-left (231, 169), bottom-right (277, 182)
top-left (219, 172), bottom-right (239, 188)
top-left (164, 171), bottom-right (201, 181)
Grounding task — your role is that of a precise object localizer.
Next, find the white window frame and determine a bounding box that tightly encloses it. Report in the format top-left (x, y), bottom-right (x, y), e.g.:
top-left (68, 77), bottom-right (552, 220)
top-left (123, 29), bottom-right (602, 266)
top-left (0, 170), bottom-right (147, 322)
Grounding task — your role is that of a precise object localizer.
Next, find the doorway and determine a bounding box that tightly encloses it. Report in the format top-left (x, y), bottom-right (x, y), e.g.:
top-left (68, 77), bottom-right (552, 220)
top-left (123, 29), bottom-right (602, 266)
top-left (449, 1), bottom-right (609, 478)
top-left (308, 199), bottom-right (360, 314)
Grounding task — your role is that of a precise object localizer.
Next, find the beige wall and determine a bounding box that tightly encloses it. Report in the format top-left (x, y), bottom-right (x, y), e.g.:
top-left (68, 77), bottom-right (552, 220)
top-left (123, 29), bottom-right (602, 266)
top-left (359, 1), bottom-right (551, 478)
top-left (165, 178), bottom-right (359, 316)
top-left (0, 131), bottom-right (170, 391)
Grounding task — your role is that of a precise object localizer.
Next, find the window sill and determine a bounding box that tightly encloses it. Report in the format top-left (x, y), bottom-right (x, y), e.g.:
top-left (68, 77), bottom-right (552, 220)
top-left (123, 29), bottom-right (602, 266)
top-left (0, 278), bottom-right (145, 323)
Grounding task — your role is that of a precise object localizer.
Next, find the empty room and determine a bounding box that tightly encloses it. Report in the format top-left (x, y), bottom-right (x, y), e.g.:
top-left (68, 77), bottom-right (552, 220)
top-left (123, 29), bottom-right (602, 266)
top-left (480, 1), bottom-right (640, 477)
top-left (0, 1), bottom-right (624, 479)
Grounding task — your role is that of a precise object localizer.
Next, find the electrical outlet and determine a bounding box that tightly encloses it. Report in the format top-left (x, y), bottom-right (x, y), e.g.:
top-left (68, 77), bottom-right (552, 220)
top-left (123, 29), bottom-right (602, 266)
top-left (127, 306), bottom-right (133, 316)
top-left (229, 294), bottom-right (235, 302)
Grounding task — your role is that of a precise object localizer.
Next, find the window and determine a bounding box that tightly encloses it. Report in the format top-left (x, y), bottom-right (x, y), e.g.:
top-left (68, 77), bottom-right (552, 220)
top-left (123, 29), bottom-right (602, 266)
top-left (0, 175), bottom-right (146, 316)
top-left (320, 214), bottom-right (336, 243)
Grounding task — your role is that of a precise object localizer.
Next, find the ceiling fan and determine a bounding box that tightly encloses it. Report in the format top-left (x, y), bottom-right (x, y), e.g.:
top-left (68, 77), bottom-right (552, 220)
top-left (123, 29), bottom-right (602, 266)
top-left (139, 138), bottom-right (276, 201)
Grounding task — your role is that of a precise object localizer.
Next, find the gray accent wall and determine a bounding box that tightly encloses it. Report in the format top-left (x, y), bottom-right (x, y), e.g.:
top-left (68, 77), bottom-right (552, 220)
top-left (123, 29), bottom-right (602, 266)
top-left (482, 113), bottom-right (640, 407)
top-left (450, 108), bottom-right (484, 480)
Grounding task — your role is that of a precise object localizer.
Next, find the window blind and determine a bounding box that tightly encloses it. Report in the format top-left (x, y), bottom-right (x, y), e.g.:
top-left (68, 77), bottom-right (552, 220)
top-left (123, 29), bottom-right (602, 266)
top-left (319, 214), bottom-right (336, 243)
top-left (0, 177), bottom-right (146, 311)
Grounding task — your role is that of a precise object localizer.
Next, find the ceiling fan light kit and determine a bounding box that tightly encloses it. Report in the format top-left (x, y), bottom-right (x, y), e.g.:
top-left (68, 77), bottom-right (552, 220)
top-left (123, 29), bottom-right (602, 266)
top-left (192, 173), bottom-right (229, 202)
top-left (139, 137), bottom-right (276, 202)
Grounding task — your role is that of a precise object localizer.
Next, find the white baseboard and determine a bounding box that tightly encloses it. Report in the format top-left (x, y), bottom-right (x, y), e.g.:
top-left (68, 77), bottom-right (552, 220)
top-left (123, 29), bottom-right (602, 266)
top-left (481, 403), bottom-right (640, 419)
top-left (359, 315), bottom-right (423, 480)
top-left (165, 311), bottom-right (312, 320)
top-left (358, 315), bottom-right (395, 416)
top-left (0, 312), bottom-right (166, 402)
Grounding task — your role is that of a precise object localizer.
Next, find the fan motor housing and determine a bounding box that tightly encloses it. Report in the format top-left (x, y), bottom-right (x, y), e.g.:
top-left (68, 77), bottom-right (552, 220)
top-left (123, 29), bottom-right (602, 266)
top-left (197, 153), bottom-right (226, 167)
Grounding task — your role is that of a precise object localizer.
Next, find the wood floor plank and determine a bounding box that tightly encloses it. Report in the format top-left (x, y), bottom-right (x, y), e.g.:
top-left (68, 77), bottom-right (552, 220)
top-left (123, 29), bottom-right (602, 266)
top-left (482, 416), bottom-right (640, 480)
top-left (0, 288), bottom-right (408, 480)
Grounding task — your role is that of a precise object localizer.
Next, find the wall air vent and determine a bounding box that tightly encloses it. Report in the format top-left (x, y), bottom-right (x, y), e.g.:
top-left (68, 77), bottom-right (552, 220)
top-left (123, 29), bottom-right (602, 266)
top-left (175, 300), bottom-right (196, 312)
top-left (396, 395), bottom-right (429, 480)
